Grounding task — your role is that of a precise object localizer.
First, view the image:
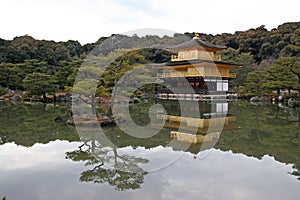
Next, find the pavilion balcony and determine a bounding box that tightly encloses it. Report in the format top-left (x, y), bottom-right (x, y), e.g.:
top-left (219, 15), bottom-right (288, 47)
top-left (171, 54), bottom-right (221, 62)
top-left (171, 55), bottom-right (184, 61)
top-left (158, 87), bottom-right (212, 94)
top-left (157, 72), bottom-right (201, 78)
top-left (157, 71), bottom-right (236, 78)
top-left (156, 114), bottom-right (236, 128)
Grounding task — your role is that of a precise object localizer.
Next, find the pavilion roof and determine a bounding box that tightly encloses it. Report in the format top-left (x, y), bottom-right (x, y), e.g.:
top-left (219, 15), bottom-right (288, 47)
top-left (167, 37), bottom-right (227, 51)
top-left (153, 59), bottom-right (241, 68)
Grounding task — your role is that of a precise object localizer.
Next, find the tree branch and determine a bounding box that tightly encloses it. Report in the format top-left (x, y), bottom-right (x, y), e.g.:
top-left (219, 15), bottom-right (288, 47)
top-left (290, 68), bottom-right (300, 79)
top-left (111, 58), bottom-right (125, 68)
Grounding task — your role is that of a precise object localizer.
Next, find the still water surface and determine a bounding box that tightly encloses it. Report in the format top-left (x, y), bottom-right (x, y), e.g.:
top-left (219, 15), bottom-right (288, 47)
top-left (0, 100), bottom-right (299, 200)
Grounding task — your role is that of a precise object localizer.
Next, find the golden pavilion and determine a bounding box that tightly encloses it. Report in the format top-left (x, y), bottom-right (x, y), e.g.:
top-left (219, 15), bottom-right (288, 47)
top-left (155, 34), bottom-right (240, 100)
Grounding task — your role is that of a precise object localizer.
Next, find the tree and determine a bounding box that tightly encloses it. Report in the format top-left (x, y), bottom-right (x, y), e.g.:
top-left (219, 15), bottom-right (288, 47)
top-left (263, 58), bottom-right (298, 95)
top-left (81, 49), bottom-right (148, 116)
top-left (96, 85), bottom-right (110, 97)
top-left (22, 72), bottom-right (58, 101)
top-left (72, 66), bottom-right (104, 114)
top-left (0, 86), bottom-right (7, 95)
top-left (55, 59), bottom-right (82, 89)
top-left (280, 26), bottom-right (300, 57)
top-left (286, 56), bottom-right (300, 92)
top-left (242, 69), bottom-right (267, 96)
top-left (220, 48), bottom-right (255, 90)
top-left (19, 59), bottom-right (48, 82)
top-left (64, 40), bottom-right (83, 58)
top-left (0, 63), bottom-right (22, 90)
top-left (287, 28), bottom-right (300, 56)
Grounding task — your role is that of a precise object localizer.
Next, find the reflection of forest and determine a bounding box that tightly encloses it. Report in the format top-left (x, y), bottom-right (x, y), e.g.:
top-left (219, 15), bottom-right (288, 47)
top-left (0, 101), bottom-right (299, 181)
top-left (215, 101), bottom-right (300, 179)
top-left (0, 102), bottom-right (79, 146)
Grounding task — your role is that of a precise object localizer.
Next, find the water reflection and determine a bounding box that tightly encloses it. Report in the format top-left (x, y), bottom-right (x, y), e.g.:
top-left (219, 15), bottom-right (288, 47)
top-left (0, 141), bottom-right (299, 200)
top-left (65, 130), bottom-right (148, 191)
top-left (0, 102), bottom-right (78, 146)
top-left (154, 101), bottom-right (239, 144)
top-left (0, 101), bottom-right (300, 199)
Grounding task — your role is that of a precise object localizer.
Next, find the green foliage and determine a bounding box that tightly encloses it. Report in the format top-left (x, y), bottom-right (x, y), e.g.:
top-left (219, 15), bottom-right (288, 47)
top-left (211, 22), bottom-right (300, 62)
top-left (55, 59), bottom-right (82, 89)
top-left (0, 22), bottom-right (299, 66)
top-left (242, 70), bottom-right (267, 96)
top-left (72, 65), bottom-right (104, 97)
top-left (242, 56), bottom-right (300, 96)
top-left (220, 48), bottom-right (255, 89)
top-left (64, 86), bottom-right (73, 92)
top-left (0, 22), bottom-right (299, 96)
top-left (0, 62), bottom-right (22, 89)
top-left (73, 78), bottom-right (98, 95)
top-left (137, 48), bottom-right (172, 63)
top-left (96, 86), bottom-right (110, 97)
top-left (22, 73), bottom-right (58, 97)
top-left (0, 86), bottom-right (7, 95)
top-left (22, 59), bottom-right (48, 74)
top-left (263, 57), bottom-right (300, 93)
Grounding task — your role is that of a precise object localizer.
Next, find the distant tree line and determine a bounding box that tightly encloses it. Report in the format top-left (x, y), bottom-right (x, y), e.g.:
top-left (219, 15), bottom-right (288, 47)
top-left (0, 22), bottom-right (299, 99)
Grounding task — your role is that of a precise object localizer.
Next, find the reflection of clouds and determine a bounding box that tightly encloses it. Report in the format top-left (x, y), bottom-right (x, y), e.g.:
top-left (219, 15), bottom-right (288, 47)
top-left (117, 146), bottom-right (184, 172)
top-left (159, 149), bottom-right (299, 200)
top-left (0, 142), bottom-right (299, 200)
top-left (0, 141), bottom-right (80, 170)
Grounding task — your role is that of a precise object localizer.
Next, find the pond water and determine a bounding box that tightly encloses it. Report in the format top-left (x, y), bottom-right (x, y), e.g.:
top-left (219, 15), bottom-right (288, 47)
top-left (0, 100), bottom-right (299, 200)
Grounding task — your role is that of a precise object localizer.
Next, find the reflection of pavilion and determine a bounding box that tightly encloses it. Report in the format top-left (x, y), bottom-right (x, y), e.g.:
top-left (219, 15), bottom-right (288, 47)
top-left (155, 101), bottom-right (239, 144)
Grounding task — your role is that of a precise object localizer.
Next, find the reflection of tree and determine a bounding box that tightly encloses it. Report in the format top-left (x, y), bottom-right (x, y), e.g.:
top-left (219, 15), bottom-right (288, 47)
top-left (219, 102), bottom-right (300, 180)
top-left (65, 132), bottom-right (148, 191)
top-left (278, 106), bottom-right (300, 179)
top-left (288, 109), bottom-right (300, 145)
top-left (268, 105), bottom-right (300, 145)
top-left (80, 165), bottom-right (146, 191)
top-left (0, 102), bottom-right (78, 146)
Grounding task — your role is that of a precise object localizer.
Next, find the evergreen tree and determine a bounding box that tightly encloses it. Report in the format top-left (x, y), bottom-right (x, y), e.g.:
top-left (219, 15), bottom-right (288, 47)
top-left (263, 58), bottom-right (298, 95)
top-left (22, 72), bottom-right (58, 101)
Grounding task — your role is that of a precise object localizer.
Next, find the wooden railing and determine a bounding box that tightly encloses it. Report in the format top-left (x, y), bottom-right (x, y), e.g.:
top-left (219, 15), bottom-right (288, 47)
top-left (157, 114), bottom-right (235, 128)
top-left (157, 72), bottom-right (202, 78)
top-left (157, 71), bottom-right (236, 78)
top-left (170, 54), bottom-right (221, 62)
top-left (171, 55), bottom-right (184, 61)
top-left (158, 87), bottom-right (209, 94)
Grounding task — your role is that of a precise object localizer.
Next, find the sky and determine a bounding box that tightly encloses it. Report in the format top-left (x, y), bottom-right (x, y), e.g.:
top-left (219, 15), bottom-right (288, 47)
top-left (0, 0), bottom-right (299, 44)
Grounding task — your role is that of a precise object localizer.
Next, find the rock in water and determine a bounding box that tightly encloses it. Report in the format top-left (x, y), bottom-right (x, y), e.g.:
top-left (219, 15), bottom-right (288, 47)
top-left (54, 115), bottom-right (63, 122)
top-left (250, 96), bottom-right (260, 102)
top-left (288, 98), bottom-right (297, 108)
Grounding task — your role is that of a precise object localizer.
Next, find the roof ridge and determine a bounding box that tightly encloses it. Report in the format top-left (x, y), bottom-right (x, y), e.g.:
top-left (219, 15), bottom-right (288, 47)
top-left (167, 38), bottom-right (227, 51)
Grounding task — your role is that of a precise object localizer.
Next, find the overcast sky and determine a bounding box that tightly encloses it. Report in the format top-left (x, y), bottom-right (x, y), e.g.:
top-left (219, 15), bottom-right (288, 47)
top-left (1, 0), bottom-right (299, 44)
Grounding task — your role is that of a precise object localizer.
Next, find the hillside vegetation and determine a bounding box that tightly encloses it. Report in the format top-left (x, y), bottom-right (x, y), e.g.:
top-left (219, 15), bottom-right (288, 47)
top-left (0, 22), bottom-right (299, 99)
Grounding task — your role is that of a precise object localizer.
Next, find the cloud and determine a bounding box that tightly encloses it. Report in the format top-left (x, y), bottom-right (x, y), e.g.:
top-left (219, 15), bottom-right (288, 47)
top-left (112, 0), bottom-right (162, 15)
top-left (0, 0), bottom-right (299, 44)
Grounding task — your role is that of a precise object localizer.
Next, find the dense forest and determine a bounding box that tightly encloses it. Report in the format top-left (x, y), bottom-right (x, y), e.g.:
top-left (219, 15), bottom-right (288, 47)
top-left (0, 22), bottom-right (299, 100)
